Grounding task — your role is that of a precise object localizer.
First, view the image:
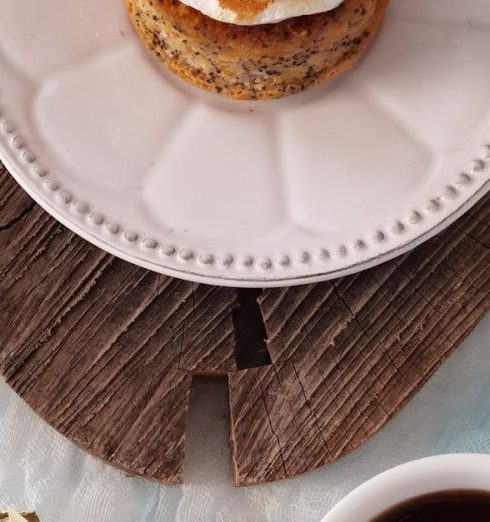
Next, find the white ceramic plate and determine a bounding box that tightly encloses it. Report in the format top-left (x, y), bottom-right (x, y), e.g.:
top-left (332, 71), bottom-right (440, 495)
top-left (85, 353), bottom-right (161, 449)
top-left (0, 0), bottom-right (489, 287)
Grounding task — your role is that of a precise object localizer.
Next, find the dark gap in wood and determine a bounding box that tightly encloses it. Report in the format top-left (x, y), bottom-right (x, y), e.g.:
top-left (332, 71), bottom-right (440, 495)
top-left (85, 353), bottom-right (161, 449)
top-left (184, 375), bottom-right (230, 483)
top-left (233, 288), bottom-right (271, 370)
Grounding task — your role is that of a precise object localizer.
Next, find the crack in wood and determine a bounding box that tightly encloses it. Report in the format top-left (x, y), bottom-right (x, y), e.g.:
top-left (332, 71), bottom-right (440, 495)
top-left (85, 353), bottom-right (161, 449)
top-left (296, 318), bottom-right (373, 448)
top-left (329, 284), bottom-right (401, 417)
top-left (257, 374), bottom-right (288, 477)
top-left (233, 289), bottom-right (271, 370)
top-left (290, 360), bottom-right (333, 457)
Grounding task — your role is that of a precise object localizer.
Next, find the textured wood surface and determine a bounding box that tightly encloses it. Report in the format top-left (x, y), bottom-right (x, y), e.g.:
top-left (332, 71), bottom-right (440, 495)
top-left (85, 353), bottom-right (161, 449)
top-left (1, 163), bottom-right (489, 485)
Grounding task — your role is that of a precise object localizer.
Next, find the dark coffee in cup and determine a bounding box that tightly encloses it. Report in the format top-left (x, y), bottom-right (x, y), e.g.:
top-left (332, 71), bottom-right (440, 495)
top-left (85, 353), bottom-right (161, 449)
top-left (372, 490), bottom-right (490, 521)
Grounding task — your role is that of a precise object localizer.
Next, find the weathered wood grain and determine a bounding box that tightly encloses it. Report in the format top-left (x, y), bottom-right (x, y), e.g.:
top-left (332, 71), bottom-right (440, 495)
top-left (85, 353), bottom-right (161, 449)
top-left (229, 195), bottom-right (490, 484)
top-left (0, 166), bottom-right (237, 483)
top-left (1, 162), bottom-right (489, 485)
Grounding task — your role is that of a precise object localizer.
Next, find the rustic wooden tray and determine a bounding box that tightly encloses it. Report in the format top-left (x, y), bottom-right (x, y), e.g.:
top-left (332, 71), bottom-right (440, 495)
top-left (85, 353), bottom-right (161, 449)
top-left (1, 164), bottom-right (489, 485)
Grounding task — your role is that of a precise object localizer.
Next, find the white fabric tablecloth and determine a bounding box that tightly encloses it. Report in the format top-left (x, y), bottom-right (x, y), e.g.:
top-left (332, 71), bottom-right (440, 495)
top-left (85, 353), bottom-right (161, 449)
top-left (1, 313), bottom-right (490, 521)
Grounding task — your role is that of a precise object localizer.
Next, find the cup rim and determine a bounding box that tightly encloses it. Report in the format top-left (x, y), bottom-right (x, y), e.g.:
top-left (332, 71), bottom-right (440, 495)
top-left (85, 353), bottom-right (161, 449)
top-left (321, 453), bottom-right (490, 522)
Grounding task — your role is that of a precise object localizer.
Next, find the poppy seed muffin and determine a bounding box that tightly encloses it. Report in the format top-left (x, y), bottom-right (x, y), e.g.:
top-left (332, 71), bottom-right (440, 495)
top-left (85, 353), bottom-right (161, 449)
top-left (126, 0), bottom-right (389, 99)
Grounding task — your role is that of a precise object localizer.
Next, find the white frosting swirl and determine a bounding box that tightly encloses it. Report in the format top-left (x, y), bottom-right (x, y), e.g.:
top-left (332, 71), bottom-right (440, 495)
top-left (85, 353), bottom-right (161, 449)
top-left (178, 0), bottom-right (344, 25)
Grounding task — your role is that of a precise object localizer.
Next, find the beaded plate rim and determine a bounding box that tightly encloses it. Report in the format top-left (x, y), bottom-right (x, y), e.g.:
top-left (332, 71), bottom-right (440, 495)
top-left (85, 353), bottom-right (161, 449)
top-left (1, 109), bottom-right (488, 287)
top-left (1, 1), bottom-right (490, 287)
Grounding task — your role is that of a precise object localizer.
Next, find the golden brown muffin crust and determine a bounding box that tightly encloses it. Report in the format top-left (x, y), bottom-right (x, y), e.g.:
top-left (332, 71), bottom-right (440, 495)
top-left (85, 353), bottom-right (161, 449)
top-left (127, 0), bottom-right (389, 99)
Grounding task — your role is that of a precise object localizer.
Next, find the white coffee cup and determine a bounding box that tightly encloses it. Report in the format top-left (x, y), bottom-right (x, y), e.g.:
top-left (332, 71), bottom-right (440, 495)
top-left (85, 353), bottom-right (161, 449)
top-left (322, 454), bottom-right (490, 522)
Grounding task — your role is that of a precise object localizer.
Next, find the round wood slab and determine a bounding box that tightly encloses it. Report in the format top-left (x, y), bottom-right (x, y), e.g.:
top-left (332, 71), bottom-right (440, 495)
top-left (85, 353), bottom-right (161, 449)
top-left (1, 164), bottom-right (489, 486)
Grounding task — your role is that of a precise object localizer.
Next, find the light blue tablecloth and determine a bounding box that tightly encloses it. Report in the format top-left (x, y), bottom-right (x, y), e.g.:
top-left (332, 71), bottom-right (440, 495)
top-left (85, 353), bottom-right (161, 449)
top-left (1, 313), bottom-right (489, 521)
